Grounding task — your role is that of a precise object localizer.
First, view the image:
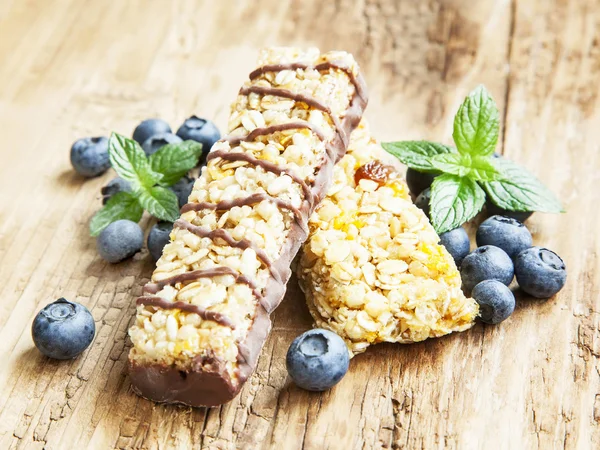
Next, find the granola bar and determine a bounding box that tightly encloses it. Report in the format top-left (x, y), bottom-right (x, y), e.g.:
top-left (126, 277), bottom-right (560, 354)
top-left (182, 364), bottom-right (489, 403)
top-left (297, 121), bottom-right (478, 356)
top-left (128, 47), bottom-right (367, 406)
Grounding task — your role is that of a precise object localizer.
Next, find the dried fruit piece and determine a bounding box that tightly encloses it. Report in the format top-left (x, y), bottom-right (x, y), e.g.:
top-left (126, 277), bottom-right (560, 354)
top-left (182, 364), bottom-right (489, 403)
top-left (354, 160), bottom-right (394, 187)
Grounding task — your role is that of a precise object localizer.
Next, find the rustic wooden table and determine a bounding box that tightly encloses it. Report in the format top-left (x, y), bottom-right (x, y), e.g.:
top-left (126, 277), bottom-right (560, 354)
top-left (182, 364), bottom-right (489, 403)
top-left (1, 0), bottom-right (598, 448)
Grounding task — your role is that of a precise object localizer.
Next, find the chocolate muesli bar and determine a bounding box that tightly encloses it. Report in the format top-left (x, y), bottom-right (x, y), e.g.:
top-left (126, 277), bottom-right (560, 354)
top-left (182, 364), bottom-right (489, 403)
top-left (128, 47), bottom-right (367, 406)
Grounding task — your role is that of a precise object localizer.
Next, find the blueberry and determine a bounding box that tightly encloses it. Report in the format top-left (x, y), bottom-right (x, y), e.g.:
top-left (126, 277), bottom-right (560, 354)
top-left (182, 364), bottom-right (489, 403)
top-left (101, 177), bottom-right (132, 204)
top-left (148, 221), bottom-right (173, 261)
top-left (514, 247), bottom-right (566, 298)
top-left (286, 329), bottom-right (350, 391)
top-left (96, 220), bottom-right (144, 263)
top-left (439, 227), bottom-right (470, 266)
top-left (415, 187), bottom-right (431, 218)
top-left (460, 245), bottom-right (514, 293)
top-left (170, 175), bottom-right (195, 208)
top-left (132, 119), bottom-right (172, 145)
top-left (70, 137), bottom-right (110, 178)
top-left (405, 169), bottom-right (436, 197)
top-left (32, 298), bottom-right (95, 359)
top-left (476, 215), bottom-right (532, 258)
top-left (141, 133), bottom-right (183, 156)
top-left (176, 116), bottom-right (221, 160)
top-left (486, 201), bottom-right (533, 222)
top-left (492, 152), bottom-right (502, 158)
top-left (472, 280), bottom-right (515, 324)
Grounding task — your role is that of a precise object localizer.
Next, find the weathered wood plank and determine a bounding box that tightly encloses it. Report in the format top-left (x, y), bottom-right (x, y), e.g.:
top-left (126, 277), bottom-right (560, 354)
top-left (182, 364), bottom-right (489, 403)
top-left (0, 0), bottom-right (597, 449)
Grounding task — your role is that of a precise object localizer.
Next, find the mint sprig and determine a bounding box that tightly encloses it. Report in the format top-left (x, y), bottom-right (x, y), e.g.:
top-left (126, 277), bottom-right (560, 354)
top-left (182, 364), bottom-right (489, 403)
top-left (382, 85), bottom-right (564, 233)
top-left (89, 133), bottom-right (202, 236)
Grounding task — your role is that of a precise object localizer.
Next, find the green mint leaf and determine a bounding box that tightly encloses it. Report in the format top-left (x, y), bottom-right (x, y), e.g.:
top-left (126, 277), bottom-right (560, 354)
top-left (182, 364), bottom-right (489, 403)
top-left (138, 186), bottom-right (180, 222)
top-left (481, 158), bottom-right (564, 213)
top-left (430, 153), bottom-right (470, 177)
top-left (149, 140), bottom-right (203, 186)
top-left (89, 192), bottom-right (143, 237)
top-left (381, 141), bottom-right (454, 173)
top-left (430, 174), bottom-right (486, 233)
top-left (466, 156), bottom-right (503, 181)
top-left (108, 132), bottom-right (163, 190)
top-left (452, 85), bottom-right (500, 157)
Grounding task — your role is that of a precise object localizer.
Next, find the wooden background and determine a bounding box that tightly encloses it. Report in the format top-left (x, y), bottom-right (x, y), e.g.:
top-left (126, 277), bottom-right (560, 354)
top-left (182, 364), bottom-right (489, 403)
top-left (0, 0), bottom-right (598, 448)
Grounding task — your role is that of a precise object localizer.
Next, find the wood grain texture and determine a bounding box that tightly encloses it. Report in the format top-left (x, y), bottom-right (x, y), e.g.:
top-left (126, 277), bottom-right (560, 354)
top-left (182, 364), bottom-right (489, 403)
top-left (0, 0), bottom-right (598, 448)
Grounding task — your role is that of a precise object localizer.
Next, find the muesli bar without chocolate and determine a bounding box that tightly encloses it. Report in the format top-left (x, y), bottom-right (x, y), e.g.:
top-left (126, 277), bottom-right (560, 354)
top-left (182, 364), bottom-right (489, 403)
top-left (298, 121), bottom-right (478, 356)
top-left (128, 47), bottom-right (367, 406)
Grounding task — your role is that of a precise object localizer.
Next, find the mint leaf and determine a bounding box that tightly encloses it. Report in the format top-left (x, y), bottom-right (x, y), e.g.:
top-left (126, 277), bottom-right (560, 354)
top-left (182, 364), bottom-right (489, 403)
top-left (108, 133), bottom-right (162, 190)
top-left (481, 158), bottom-right (564, 213)
top-left (452, 85), bottom-right (499, 157)
top-left (381, 141), bottom-right (454, 173)
top-left (466, 156), bottom-right (503, 181)
top-left (138, 186), bottom-right (180, 222)
top-left (430, 174), bottom-right (485, 233)
top-left (430, 153), bottom-right (470, 177)
top-left (149, 140), bottom-right (203, 186)
top-left (89, 192), bottom-right (143, 236)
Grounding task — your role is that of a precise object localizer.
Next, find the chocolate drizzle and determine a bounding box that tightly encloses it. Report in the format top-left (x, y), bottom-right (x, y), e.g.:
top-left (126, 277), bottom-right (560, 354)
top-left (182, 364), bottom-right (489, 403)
top-left (180, 193), bottom-right (308, 236)
top-left (143, 266), bottom-right (261, 300)
top-left (239, 86), bottom-right (347, 148)
top-left (137, 297), bottom-right (235, 328)
top-left (248, 61), bottom-right (367, 104)
top-left (225, 120), bottom-right (326, 146)
top-left (206, 149), bottom-right (314, 207)
top-left (129, 54), bottom-right (368, 408)
top-left (223, 119), bottom-right (340, 176)
top-left (173, 219), bottom-right (282, 283)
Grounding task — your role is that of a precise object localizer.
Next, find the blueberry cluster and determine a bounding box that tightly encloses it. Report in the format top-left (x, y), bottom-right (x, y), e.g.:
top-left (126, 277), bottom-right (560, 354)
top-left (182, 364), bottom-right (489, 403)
top-left (70, 116), bottom-right (220, 264)
top-left (101, 117), bottom-right (220, 209)
top-left (407, 168), bottom-right (566, 325)
top-left (453, 216), bottom-right (565, 324)
top-left (96, 117), bottom-right (219, 264)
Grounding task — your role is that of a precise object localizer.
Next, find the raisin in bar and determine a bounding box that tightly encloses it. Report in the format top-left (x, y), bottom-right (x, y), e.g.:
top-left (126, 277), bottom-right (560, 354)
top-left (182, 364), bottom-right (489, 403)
top-left (128, 47), bottom-right (367, 407)
top-left (298, 121), bottom-right (478, 356)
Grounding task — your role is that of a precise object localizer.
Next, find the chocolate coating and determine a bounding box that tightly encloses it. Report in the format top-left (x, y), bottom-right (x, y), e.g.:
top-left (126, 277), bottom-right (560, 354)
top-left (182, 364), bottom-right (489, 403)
top-left (130, 353), bottom-right (238, 407)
